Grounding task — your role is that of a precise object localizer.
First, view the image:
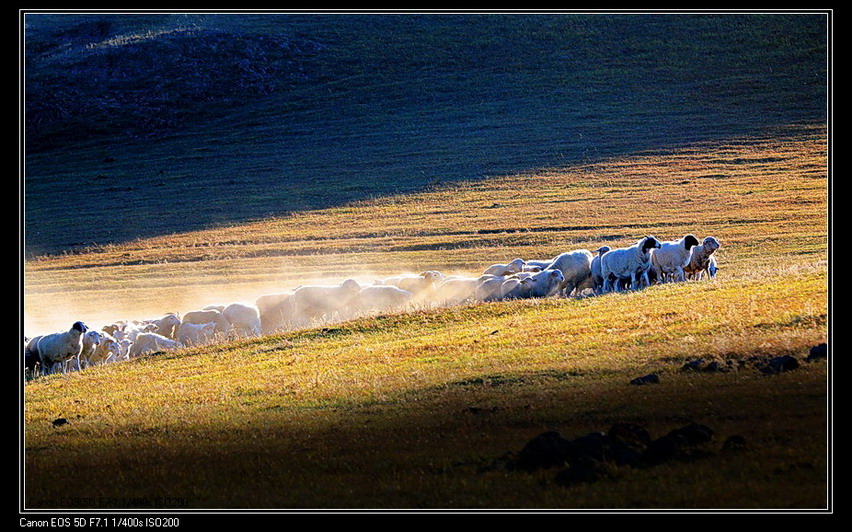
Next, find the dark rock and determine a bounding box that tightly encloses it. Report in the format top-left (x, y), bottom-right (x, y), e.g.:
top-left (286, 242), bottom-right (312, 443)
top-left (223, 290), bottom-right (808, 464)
top-left (630, 373), bottom-right (660, 385)
top-left (668, 423), bottom-right (714, 446)
top-left (722, 435), bottom-right (747, 453)
top-left (608, 422), bottom-right (652, 448)
top-left (52, 418), bottom-right (68, 428)
top-left (807, 343), bottom-right (827, 362)
top-left (761, 355), bottom-right (800, 374)
top-left (681, 359), bottom-right (706, 372)
top-left (509, 431), bottom-right (573, 471)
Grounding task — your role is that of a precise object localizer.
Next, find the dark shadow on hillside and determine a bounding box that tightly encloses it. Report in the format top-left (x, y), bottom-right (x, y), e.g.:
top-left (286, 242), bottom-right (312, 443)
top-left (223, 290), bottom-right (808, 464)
top-left (23, 13), bottom-right (828, 256)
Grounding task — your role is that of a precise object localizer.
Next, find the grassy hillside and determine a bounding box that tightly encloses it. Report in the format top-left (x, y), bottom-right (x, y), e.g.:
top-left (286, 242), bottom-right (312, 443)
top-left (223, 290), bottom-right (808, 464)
top-left (23, 126), bottom-right (828, 510)
top-left (24, 14), bottom-right (827, 255)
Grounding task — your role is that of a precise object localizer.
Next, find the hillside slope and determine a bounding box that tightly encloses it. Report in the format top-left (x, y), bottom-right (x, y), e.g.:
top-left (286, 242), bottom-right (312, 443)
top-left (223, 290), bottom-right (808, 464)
top-left (23, 13), bottom-right (827, 255)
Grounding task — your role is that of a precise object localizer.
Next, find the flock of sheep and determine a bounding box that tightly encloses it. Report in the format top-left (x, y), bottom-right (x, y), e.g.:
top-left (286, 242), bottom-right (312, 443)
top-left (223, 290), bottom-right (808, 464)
top-left (23, 234), bottom-right (720, 379)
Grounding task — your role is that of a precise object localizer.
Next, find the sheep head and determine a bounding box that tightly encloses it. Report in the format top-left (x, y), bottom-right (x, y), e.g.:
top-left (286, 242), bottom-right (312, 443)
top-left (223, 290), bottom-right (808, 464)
top-left (683, 234), bottom-right (700, 249)
top-left (72, 321), bottom-right (88, 334)
top-left (640, 236), bottom-right (662, 252)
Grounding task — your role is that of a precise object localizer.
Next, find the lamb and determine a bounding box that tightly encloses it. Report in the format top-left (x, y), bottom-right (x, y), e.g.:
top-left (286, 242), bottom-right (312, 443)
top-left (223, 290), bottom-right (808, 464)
top-left (684, 236), bottom-right (721, 280)
top-left (291, 279), bottom-right (362, 327)
top-left (650, 234), bottom-right (701, 283)
top-left (128, 332), bottom-right (181, 358)
top-left (223, 303), bottom-right (263, 337)
top-left (182, 309), bottom-right (232, 336)
top-left (89, 333), bottom-right (123, 366)
top-left (354, 285), bottom-right (414, 314)
top-left (33, 321), bottom-right (88, 375)
top-left (255, 292), bottom-right (296, 334)
top-left (175, 321), bottom-right (217, 346)
top-left (599, 236), bottom-right (662, 292)
top-left (544, 249), bottom-right (595, 297)
top-left (590, 246), bottom-right (611, 295)
top-left (482, 258), bottom-right (526, 277)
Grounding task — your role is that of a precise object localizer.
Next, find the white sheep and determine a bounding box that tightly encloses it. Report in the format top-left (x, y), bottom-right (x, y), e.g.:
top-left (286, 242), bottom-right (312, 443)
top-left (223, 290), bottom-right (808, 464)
top-left (600, 236), bottom-right (662, 292)
top-left (34, 321), bottom-right (88, 375)
top-left (291, 279), bottom-right (362, 327)
top-left (354, 285), bottom-right (414, 314)
top-left (523, 268), bottom-right (566, 298)
top-left (684, 236), bottom-right (721, 280)
top-left (223, 303), bottom-right (263, 337)
top-left (544, 249), bottom-right (595, 297)
top-left (381, 271), bottom-right (444, 301)
top-left (482, 258), bottom-right (526, 277)
top-left (475, 275), bottom-right (509, 302)
top-left (175, 321), bottom-right (217, 346)
top-left (590, 246), bottom-right (611, 295)
top-left (182, 309), bottom-right (233, 336)
top-left (71, 330), bottom-right (103, 371)
top-left (128, 332), bottom-right (181, 358)
top-left (524, 259), bottom-right (555, 270)
top-left (202, 304), bottom-right (226, 312)
top-left (89, 333), bottom-right (123, 366)
top-left (433, 276), bottom-right (480, 304)
top-left (148, 313), bottom-right (181, 339)
top-left (650, 234), bottom-right (701, 283)
top-left (256, 292), bottom-right (296, 334)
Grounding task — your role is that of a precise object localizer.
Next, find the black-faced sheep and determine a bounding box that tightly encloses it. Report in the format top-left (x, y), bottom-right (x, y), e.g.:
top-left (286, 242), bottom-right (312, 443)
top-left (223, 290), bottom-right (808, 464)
top-left (650, 234), bottom-right (701, 283)
top-left (600, 236), bottom-right (662, 292)
top-left (34, 321), bottom-right (88, 375)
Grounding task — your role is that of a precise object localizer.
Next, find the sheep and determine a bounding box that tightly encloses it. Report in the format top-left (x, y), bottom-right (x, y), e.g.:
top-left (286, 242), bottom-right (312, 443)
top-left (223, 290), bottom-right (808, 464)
top-left (182, 309), bottom-right (233, 336)
top-left (128, 332), bottom-right (181, 358)
top-left (24, 336), bottom-right (43, 376)
top-left (600, 236), bottom-right (662, 292)
top-left (590, 246), bottom-right (611, 295)
top-left (175, 321), bottom-right (217, 346)
top-left (34, 321), bottom-right (88, 375)
top-left (523, 259), bottom-right (554, 270)
top-left (148, 313), bottom-right (181, 339)
top-left (256, 292), bottom-right (296, 334)
top-left (202, 305), bottom-right (226, 312)
top-left (475, 275), bottom-right (510, 302)
top-left (88, 333), bottom-right (123, 366)
top-left (650, 234), bottom-right (701, 283)
top-left (354, 285), bottom-right (414, 314)
top-left (499, 276), bottom-right (530, 300)
top-left (222, 303), bottom-right (263, 337)
top-left (124, 322), bottom-right (159, 342)
top-left (544, 249), bottom-right (595, 297)
top-left (291, 279), bottom-right (362, 327)
top-left (523, 268), bottom-right (566, 298)
top-left (381, 271), bottom-right (444, 301)
top-left (684, 236), bottom-right (721, 280)
top-left (433, 276), bottom-right (480, 304)
top-left (482, 258), bottom-right (526, 277)
top-left (71, 330), bottom-right (103, 371)
top-left (521, 264), bottom-right (543, 273)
